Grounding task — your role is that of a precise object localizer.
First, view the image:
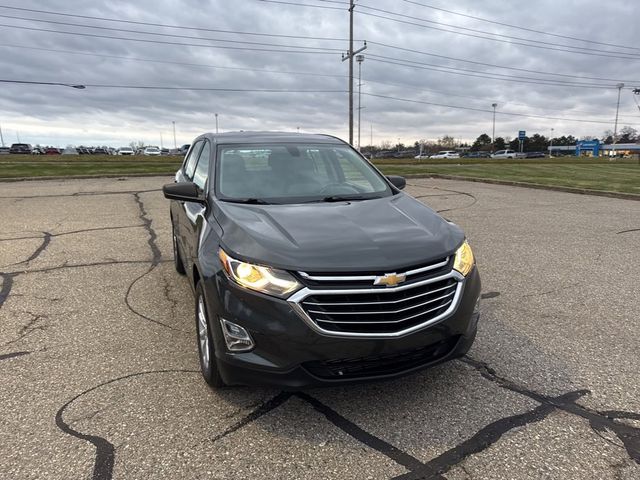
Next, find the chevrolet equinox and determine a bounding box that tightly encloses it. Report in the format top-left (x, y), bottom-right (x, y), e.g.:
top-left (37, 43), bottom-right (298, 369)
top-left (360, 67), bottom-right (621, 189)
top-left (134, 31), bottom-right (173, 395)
top-left (163, 132), bottom-right (481, 388)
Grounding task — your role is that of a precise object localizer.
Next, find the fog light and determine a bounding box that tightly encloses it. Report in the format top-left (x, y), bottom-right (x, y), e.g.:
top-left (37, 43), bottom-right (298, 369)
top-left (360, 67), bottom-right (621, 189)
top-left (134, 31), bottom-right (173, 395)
top-left (220, 318), bottom-right (254, 352)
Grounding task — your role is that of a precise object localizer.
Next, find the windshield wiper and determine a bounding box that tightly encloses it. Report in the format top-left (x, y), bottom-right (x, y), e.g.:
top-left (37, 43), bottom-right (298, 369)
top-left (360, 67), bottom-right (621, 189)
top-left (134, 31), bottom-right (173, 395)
top-left (222, 198), bottom-right (271, 205)
top-left (321, 195), bottom-right (369, 202)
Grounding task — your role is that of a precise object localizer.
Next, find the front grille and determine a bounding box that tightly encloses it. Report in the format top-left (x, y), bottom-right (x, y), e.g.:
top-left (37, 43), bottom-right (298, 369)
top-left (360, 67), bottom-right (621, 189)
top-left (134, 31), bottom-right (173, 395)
top-left (298, 276), bottom-right (460, 335)
top-left (303, 336), bottom-right (459, 379)
top-left (297, 256), bottom-right (452, 288)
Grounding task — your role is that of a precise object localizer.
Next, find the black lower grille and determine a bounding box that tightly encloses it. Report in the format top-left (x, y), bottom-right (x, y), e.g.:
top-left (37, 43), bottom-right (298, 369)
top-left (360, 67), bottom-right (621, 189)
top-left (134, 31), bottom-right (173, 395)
top-left (300, 277), bottom-right (459, 334)
top-left (303, 337), bottom-right (459, 379)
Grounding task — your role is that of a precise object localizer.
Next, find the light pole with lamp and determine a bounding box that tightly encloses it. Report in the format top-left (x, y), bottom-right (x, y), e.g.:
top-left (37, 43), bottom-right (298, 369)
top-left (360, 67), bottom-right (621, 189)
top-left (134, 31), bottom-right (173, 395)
top-left (214, 113), bottom-right (219, 134)
top-left (612, 83), bottom-right (624, 158)
top-left (491, 103), bottom-right (497, 151)
top-left (549, 128), bottom-right (554, 157)
top-left (356, 54), bottom-right (364, 150)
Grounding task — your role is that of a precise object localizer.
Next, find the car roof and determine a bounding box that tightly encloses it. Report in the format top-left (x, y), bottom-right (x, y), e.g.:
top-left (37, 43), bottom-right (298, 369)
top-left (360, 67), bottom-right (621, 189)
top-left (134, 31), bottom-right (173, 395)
top-left (192, 131), bottom-right (346, 146)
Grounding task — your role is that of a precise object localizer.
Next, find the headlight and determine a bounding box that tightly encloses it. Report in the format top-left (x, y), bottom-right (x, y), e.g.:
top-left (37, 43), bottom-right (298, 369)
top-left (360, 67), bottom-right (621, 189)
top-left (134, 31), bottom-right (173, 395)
top-left (453, 241), bottom-right (474, 276)
top-left (218, 249), bottom-right (301, 297)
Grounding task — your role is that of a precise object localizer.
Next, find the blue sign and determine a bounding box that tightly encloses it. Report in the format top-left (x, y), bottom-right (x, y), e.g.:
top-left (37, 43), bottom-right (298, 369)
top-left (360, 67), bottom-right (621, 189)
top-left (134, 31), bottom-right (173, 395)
top-left (575, 140), bottom-right (600, 156)
top-left (518, 130), bottom-right (526, 140)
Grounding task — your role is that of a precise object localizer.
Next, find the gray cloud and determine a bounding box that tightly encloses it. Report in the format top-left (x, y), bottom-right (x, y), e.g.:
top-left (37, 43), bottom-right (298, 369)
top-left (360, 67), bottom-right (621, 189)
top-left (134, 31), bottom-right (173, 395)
top-left (0, 0), bottom-right (638, 147)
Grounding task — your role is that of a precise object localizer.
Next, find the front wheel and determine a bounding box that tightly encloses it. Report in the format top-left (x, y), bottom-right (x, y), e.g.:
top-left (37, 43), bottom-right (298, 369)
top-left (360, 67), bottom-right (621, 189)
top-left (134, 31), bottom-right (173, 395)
top-left (195, 283), bottom-right (225, 388)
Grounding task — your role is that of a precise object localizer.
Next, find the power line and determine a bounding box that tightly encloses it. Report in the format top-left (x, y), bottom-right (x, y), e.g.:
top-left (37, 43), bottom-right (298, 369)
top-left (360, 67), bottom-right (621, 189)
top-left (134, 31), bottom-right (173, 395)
top-left (4, 42), bottom-right (637, 120)
top-left (0, 23), bottom-right (338, 54)
top-left (255, 0), bottom-right (345, 10)
top-left (359, 4), bottom-right (640, 58)
top-left (357, 9), bottom-right (640, 60)
top-left (0, 44), bottom-right (348, 78)
top-left (0, 4), bottom-right (351, 41)
top-left (367, 41), bottom-right (639, 84)
top-left (0, 80), bottom-right (346, 93)
top-left (0, 13), bottom-right (343, 51)
top-left (362, 92), bottom-right (616, 125)
top-left (399, 0), bottom-right (640, 52)
top-left (367, 55), bottom-right (615, 89)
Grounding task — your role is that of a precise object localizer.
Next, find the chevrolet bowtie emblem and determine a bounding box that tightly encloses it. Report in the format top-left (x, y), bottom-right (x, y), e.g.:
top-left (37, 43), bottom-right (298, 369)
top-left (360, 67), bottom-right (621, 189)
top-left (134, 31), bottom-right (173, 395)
top-left (374, 272), bottom-right (406, 287)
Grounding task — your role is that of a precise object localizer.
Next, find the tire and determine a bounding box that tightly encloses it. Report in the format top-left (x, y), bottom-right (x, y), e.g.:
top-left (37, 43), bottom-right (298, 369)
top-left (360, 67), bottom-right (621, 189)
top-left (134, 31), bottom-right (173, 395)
top-left (172, 222), bottom-right (186, 275)
top-left (195, 283), bottom-right (225, 388)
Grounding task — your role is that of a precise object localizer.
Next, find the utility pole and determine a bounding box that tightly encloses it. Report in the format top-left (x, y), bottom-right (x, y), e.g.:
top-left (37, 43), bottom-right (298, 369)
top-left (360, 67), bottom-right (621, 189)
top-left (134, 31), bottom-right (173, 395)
top-left (356, 54), bottom-right (364, 150)
top-left (172, 121), bottom-right (177, 148)
top-left (215, 113), bottom-right (219, 134)
top-left (491, 103), bottom-right (497, 151)
top-left (370, 123), bottom-right (373, 147)
top-left (160, 132), bottom-right (163, 149)
top-left (0, 122), bottom-right (4, 147)
top-left (612, 83), bottom-right (624, 157)
top-left (341, 0), bottom-right (366, 146)
top-left (549, 127), bottom-right (554, 157)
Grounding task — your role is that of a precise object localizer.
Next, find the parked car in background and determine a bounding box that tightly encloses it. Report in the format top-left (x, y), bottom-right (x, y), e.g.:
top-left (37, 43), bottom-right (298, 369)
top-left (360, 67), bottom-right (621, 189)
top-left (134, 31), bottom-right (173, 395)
top-left (464, 151), bottom-right (491, 159)
top-left (179, 144), bottom-right (191, 155)
top-left (525, 151), bottom-right (546, 158)
top-left (144, 146), bottom-right (161, 156)
top-left (161, 148), bottom-right (170, 156)
top-left (93, 147), bottom-right (109, 155)
top-left (45, 147), bottom-right (61, 155)
top-left (9, 143), bottom-right (32, 154)
top-left (0, 146), bottom-right (10, 155)
top-left (62, 147), bottom-right (79, 155)
top-left (414, 154), bottom-right (430, 159)
top-left (163, 131), bottom-right (480, 388)
top-left (118, 147), bottom-right (134, 156)
top-left (430, 151), bottom-right (460, 159)
top-left (491, 150), bottom-right (519, 159)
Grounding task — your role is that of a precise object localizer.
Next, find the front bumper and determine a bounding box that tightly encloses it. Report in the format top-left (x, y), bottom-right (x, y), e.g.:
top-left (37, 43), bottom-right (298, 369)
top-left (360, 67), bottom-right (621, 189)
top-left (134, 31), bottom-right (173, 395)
top-left (202, 266), bottom-right (481, 388)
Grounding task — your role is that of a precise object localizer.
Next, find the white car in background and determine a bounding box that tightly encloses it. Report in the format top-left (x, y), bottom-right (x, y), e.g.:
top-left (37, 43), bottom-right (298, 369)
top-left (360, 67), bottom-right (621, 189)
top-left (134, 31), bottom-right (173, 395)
top-left (118, 147), bottom-right (134, 155)
top-left (430, 150), bottom-right (460, 159)
top-left (143, 146), bottom-right (161, 156)
top-left (414, 154), bottom-right (430, 159)
top-left (491, 149), bottom-right (520, 159)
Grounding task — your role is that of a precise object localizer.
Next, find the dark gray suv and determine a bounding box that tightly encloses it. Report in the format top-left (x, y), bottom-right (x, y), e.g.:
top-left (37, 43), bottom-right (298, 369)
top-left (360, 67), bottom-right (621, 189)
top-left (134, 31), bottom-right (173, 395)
top-left (163, 132), bottom-right (481, 388)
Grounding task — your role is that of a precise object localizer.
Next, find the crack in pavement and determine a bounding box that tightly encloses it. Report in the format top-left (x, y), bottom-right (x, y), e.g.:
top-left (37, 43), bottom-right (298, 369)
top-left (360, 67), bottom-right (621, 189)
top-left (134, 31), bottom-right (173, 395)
top-left (617, 228), bottom-right (640, 234)
top-left (0, 272), bottom-right (14, 308)
top-left (0, 224), bottom-right (146, 242)
top-left (54, 369), bottom-right (198, 480)
top-left (407, 183), bottom-right (478, 213)
top-left (0, 188), bottom-right (162, 200)
top-left (0, 351), bottom-right (30, 361)
top-left (297, 392), bottom-right (426, 472)
top-left (123, 193), bottom-right (183, 332)
top-left (2, 310), bottom-right (49, 346)
top-left (209, 392), bottom-right (294, 443)
top-left (480, 291), bottom-right (500, 299)
top-left (6, 259), bottom-right (167, 276)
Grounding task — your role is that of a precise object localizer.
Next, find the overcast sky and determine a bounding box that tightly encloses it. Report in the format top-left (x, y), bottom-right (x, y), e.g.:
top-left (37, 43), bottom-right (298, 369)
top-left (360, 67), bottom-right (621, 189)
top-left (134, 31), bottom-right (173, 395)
top-left (0, 0), bottom-right (639, 148)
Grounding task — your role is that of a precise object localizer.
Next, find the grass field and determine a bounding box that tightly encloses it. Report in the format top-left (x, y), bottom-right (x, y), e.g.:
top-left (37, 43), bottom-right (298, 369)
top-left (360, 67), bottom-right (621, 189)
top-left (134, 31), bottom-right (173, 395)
top-left (1, 154), bottom-right (638, 195)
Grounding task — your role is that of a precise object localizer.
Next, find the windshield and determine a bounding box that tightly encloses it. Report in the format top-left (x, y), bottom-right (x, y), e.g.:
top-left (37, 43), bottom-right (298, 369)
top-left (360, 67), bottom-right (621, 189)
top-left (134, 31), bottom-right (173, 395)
top-left (216, 143), bottom-right (393, 204)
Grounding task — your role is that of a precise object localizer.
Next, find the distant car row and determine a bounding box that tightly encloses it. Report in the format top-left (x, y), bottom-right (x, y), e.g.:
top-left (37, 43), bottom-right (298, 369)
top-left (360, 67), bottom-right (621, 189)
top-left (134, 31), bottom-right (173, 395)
top-left (0, 143), bottom-right (191, 156)
top-left (414, 150), bottom-right (547, 159)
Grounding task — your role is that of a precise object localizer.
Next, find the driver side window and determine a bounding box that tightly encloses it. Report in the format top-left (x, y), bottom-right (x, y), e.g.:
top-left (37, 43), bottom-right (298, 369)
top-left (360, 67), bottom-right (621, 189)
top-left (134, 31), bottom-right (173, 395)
top-left (184, 141), bottom-right (203, 180)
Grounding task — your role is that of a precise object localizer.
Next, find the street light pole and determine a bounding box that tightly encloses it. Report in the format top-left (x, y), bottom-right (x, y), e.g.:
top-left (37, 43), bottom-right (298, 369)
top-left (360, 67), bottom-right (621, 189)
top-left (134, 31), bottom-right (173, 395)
top-left (356, 54), bottom-right (364, 150)
top-left (612, 83), bottom-right (624, 157)
top-left (549, 127), bottom-right (554, 157)
top-left (491, 103), bottom-right (497, 150)
top-left (215, 113), bottom-right (219, 134)
top-left (172, 121), bottom-right (176, 148)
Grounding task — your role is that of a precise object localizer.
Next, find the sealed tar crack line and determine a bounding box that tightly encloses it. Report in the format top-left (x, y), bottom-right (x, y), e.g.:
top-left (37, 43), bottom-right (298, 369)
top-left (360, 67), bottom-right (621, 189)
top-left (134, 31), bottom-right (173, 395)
top-left (0, 350), bottom-right (30, 361)
top-left (0, 272), bottom-right (14, 308)
top-left (123, 193), bottom-right (183, 331)
top-left (392, 390), bottom-right (587, 480)
top-left (617, 228), bottom-right (640, 234)
top-left (54, 369), bottom-right (199, 480)
top-left (0, 188), bottom-right (161, 200)
top-left (297, 392), bottom-right (426, 472)
top-left (209, 392), bottom-right (293, 443)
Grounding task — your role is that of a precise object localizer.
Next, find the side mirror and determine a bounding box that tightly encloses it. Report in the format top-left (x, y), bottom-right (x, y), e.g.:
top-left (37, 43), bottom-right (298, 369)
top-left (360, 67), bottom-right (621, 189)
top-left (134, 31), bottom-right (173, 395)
top-left (387, 175), bottom-right (406, 190)
top-left (162, 182), bottom-right (206, 204)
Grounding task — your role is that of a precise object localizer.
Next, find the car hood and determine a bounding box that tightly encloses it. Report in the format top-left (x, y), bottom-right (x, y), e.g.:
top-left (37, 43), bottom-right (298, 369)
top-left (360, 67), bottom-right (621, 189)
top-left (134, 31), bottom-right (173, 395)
top-left (214, 193), bottom-right (464, 272)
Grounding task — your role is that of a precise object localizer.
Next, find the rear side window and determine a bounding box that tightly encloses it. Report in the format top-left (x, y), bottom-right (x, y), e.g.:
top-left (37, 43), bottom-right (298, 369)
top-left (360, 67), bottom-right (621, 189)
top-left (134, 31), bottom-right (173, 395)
top-left (184, 141), bottom-right (203, 179)
top-left (192, 141), bottom-right (211, 190)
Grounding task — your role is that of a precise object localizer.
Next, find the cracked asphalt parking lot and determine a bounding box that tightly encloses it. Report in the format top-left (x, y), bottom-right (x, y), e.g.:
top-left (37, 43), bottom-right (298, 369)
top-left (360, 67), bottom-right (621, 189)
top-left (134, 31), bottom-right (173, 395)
top-left (1, 176), bottom-right (639, 480)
